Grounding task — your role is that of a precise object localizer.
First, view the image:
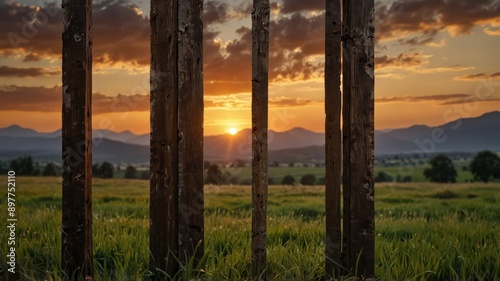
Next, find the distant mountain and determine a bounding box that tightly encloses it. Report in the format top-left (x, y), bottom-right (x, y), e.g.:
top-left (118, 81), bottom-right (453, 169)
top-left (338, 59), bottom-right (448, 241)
top-left (0, 125), bottom-right (59, 138)
top-left (0, 111), bottom-right (499, 164)
top-left (93, 129), bottom-right (138, 143)
top-left (375, 111), bottom-right (500, 155)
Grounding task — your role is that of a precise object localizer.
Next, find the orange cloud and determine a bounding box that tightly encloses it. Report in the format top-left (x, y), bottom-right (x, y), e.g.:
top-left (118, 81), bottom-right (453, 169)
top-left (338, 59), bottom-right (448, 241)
top-left (375, 52), bottom-right (474, 74)
top-left (375, 53), bottom-right (430, 69)
top-left (0, 66), bottom-right (60, 77)
top-left (455, 72), bottom-right (500, 81)
top-left (204, 95), bottom-right (315, 110)
top-left (0, 85), bottom-right (149, 114)
top-left (376, 0), bottom-right (500, 45)
top-left (376, 94), bottom-right (470, 103)
top-left (376, 93), bottom-right (500, 106)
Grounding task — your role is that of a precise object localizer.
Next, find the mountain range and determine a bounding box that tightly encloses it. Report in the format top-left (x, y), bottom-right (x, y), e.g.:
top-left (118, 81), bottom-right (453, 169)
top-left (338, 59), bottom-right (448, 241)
top-left (0, 111), bottom-right (499, 164)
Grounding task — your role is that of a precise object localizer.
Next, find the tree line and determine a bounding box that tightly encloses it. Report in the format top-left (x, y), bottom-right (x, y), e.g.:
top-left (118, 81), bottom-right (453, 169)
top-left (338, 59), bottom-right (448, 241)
top-left (376, 150), bottom-right (500, 183)
top-left (2, 150), bottom-right (499, 183)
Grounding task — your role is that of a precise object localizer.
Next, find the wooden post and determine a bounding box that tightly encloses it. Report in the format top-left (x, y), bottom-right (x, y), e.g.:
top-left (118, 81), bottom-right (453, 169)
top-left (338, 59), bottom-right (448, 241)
top-left (325, 0), bottom-right (342, 277)
top-left (61, 0), bottom-right (92, 279)
top-left (150, 0), bottom-right (204, 277)
top-left (342, 0), bottom-right (375, 278)
top-left (177, 0), bottom-right (204, 265)
top-left (150, 0), bottom-right (179, 275)
top-left (251, 0), bottom-right (269, 280)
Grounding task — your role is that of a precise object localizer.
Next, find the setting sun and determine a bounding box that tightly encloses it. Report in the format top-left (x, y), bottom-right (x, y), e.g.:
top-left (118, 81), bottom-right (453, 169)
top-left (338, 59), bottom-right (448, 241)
top-left (228, 128), bottom-right (238, 135)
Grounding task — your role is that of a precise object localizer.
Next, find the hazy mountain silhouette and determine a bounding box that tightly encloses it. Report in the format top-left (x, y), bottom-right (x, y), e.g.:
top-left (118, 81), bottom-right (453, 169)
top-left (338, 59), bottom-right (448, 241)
top-left (0, 111), bottom-right (498, 164)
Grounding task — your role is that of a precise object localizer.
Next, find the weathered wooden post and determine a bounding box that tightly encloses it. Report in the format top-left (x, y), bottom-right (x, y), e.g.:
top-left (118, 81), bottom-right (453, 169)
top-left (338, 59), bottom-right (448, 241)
top-left (324, 0), bottom-right (342, 277)
top-left (251, 0), bottom-right (270, 280)
top-left (342, 0), bottom-right (375, 278)
top-left (61, 0), bottom-right (93, 279)
top-left (150, 0), bottom-right (204, 277)
top-left (150, 0), bottom-right (179, 275)
top-left (177, 0), bottom-right (204, 266)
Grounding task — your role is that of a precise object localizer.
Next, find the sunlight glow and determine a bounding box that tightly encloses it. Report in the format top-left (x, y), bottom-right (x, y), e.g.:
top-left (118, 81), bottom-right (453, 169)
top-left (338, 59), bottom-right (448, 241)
top-left (229, 128), bottom-right (238, 135)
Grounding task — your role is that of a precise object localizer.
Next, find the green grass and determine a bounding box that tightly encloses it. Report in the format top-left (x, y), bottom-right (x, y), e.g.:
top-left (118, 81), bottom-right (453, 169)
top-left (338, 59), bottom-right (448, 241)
top-left (222, 165), bottom-right (475, 184)
top-left (1, 177), bottom-right (499, 280)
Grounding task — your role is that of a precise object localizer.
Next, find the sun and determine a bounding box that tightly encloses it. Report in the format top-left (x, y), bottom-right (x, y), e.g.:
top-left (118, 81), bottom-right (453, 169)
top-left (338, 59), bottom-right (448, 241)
top-left (228, 128), bottom-right (238, 135)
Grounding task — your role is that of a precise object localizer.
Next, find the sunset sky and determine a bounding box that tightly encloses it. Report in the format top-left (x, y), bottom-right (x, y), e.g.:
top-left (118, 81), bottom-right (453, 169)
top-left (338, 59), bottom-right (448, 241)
top-left (0, 0), bottom-right (499, 136)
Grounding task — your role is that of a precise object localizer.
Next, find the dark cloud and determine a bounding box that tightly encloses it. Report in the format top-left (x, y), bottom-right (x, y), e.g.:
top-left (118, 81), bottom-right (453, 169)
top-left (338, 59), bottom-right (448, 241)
top-left (280, 0), bottom-right (325, 14)
top-left (375, 52), bottom-right (429, 69)
top-left (377, 93), bottom-right (500, 106)
top-left (376, 0), bottom-right (500, 45)
top-left (1, 1), bottom-right (326, 97)
top-left (375, 52), bottom-right (474, 74)
top-left (376, 94), bottom-right (473, 104)
top-left (0, 0), bottom-right (150, 65)
top-left (440, 98), bottom-right (500, 105)
top-left (204, 11), bottom-right (325, 95)
top-left (455, 72), bottom-right (500, 81)
top-left (204, 1), bottom-right (230, 26)
top-left (0, 65), bottom-right (60, 77)
top-left (0, 85), bottom-right (149, 114)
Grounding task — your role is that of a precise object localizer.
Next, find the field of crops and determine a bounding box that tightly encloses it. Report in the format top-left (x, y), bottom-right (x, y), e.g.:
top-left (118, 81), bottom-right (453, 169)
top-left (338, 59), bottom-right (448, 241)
top-left (0, 177), bottom-right (499, 280)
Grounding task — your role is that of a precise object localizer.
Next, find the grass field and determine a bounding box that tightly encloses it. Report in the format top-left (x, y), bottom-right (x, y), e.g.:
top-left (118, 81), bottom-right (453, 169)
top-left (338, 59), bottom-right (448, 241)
top-left (222, 165), bottom-right (475, 184)
top-left (0, 177), bottom-right (499, 280)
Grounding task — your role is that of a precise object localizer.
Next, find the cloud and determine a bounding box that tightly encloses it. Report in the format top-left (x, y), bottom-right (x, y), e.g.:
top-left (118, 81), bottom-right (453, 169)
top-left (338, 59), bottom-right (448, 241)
top-left (0, 0), bottom-right (150, 65)
top-left (376, 0), bottom-right (500, 45)
top-left (375, 52), bottom-right (474, 74)
top-left (375, 93), bottom-right (500, 106)
top-left (376, 94), bottom-right (471, 103)
top-left (203, 11), bottom-right (325, 95)
top-left (0, 1), bottom-right (328, 97)
top-left (375, 53), bottom-right (430, 69)
top-left (0, 65), bottom-right (60, 77)
top-left (279, 0), bottom-right (326, 14)
top-left (439, 97), bottom-right (500, 105)
top-left (0, 85), bottom-right (149, 114)
top-left (204, 94), bottom-right (314, 109)
top-left (455, 72), bottom-right (500, 81)
top-left (204, 1), bottom-right (231, 26)
top-left (483, 26), bottom-right (500, 35)
top-left (268, 96), bottom-right (314, 107)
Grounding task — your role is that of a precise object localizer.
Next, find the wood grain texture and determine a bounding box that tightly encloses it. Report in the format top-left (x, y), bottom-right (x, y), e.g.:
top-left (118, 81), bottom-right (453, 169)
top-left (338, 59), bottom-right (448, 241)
top-left (61, 0), bottom-right (93, 279)
top-left (342, 0), bottom-right (375, 278)
top-left (325, 0), bottom-right (342, 277)
top-left (177, 0), bottom-right (204, 266)
top-left (150, 0), bottom-right (179, 275)
top-left (251, 0), bottom-right (270, 280)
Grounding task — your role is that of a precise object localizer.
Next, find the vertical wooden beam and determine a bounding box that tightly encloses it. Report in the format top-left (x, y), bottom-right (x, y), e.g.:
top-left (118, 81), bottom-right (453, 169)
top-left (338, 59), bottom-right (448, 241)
top-left (150, 0), bottom-right (179, 276)
top-left (177, 0), bottom-right (204, 265)
top-left (325, 0), bottom-right (342, 277)
top-left (342, 0), bottom-right (375, 278)
top-left (251, 0), bottom-right (269, 280)
top-left (61, 0), bottom-right (92, 279)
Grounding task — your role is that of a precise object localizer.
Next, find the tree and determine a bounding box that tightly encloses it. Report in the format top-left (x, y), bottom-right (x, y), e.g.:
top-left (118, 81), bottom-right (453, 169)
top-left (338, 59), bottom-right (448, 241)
top-left (300, 174), bottom-right (316, 186)
top-left (140, 170), bottom-right (150, 180)
top-left (92, 162), bottom-right (114, 179)
top-left (92, 163), bottom-right (102, 178)
top-left (469, 151), bottom-right (500, 183)
top-left (402, 175), bottom-right (412, 183)
top-left (282, 175), bottom-right (295, 185)
top-left (0, 161), bottom-right (6, 173)
top-left (124, 165), bottom-right (137, 179)
top-left (375, 171), bottom-right (392, 182)
top-left (205, 164), bottom-right (229, 185)
top-left (9, 155), bottom-right (35, 176)
top-left (42, 162), bottom-right (59, 176)
top-left (424, 154), bottom-right (457, 183)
